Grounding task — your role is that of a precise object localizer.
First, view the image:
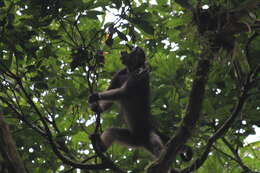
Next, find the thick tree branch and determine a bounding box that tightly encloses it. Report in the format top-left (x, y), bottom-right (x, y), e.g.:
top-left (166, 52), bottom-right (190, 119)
top-left (0, 115), bottom-right (26, 173)
top-left (146, 52), bottom-right (211, 173)
top-left (179, 72), bottom-right (254, 173)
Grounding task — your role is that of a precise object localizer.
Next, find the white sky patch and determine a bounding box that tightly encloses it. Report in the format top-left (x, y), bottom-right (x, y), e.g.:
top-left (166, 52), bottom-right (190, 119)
top-left (29, 148), bottom-right (34, 153)
top-left (162, 39), bottom-right (179, 51)
top-left (16, 10), bottom-right (22, 16)
top-left (101, 0), bottom-right (157, 28)
top-left (215, 119), bottom-right (219, 126)
top-left (59, 165), bottom-right (65, 171)
top-left (244, 125), bottom-right (260, 144)
top-left (83, 150), bottom-right (90, 155)
top-left (85, 115), bottom-right (102, 126)
top-left (215, 88), bottom-right (221, 95)
top-left (202, 5), bottom-right (209, 9)
top-left (33, 97), bottom-right (38, 102)
top-left (36, 36), bottom-right (44, 41)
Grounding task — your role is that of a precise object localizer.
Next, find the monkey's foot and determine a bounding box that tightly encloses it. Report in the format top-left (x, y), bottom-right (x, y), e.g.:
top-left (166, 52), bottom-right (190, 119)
top-left (89, 133), bottom-right (107, 152)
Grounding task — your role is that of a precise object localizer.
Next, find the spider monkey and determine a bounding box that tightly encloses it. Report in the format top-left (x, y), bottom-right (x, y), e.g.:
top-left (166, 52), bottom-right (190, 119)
top-left (88, 47), bottom-right (162, 156)
top-left (88, 47), bottom-right (193, 160)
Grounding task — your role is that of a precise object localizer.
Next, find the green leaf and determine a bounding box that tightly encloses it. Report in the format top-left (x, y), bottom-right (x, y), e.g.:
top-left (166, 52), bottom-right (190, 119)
top-left (112, 0), bottom-right (122, 9)
top-left (247, 34), bottom-right (260, 68)
top-left (86, 10), bottom-right (105, 19)
top-left (42, 29), bottom-right (61, 39)
top-left (104, 22), bottom-right (114, 29)
top-left (16, 45), bottom-right (23, 52)
top-left (72, 131), bottom-right (88, 143)
top-left (132, 3), bottom-right (149, 13)
top-left (175, 0), bottom-right (192, 9)
top-left (91, 0), bottom-right (111, 8)
top-left (0, 54), bottom-right (13, 71)
top-left (167, 18), bottom-right (185, 28)
top-left (156, 0), bottom-right (168, 5)
top-left (234, 44), bottom-right (251, 73)
top-left (131, 18), bottom-right (154, 35)
top-left (1, 1), bottom-right (260, 172)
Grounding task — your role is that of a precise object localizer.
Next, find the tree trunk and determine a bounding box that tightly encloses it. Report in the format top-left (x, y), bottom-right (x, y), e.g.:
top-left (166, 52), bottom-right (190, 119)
top-left (0, 115), bottom-right (26, 173)
top-left (146, 55), bottom-right (211, 173)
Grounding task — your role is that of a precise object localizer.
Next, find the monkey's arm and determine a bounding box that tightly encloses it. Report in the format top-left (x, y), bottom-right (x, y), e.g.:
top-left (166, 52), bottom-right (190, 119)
top-left (89, 69), bottom-right (127, 112)
top-left (98, 68), bottom-right (128, 101)
top-left (98, 69), bottom-right (127, 110)
top-left (99, 87), bottom-right (126, 101)
top-left (89, 86), bottom-right (126, 113)
top-left (89, 87), bottom-right (118, 113)
top-left (91, 88), bottom-right (123, 113)
top-left (89, 96), bottom-right (114, 113)
top-left (98, 100), bottom-right (113, 112)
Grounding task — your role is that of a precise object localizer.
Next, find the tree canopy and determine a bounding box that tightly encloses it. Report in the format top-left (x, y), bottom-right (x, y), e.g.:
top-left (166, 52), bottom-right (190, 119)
top-left (0, 0), bottom-right (260, 173)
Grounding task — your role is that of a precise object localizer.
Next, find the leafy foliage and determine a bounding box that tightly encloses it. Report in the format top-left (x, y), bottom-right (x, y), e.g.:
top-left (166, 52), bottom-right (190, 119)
top-left (0, 0), bottom-right (259, 173)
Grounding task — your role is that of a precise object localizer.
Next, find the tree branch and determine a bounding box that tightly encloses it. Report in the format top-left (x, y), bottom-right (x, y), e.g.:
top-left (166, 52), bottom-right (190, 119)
top-left (245, 33), bottom-right (259, 60)
top-left (179, 74), bottom-right (252, 173)
top-left (146, 52), bottom-right (212, 173)
top-left (0, 114), bottom-right (26, 173)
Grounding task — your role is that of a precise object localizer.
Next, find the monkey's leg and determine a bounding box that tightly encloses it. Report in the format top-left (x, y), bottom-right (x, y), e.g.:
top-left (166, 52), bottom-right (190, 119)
top-left (101, 127), bottom-right (140, 149)
top-left (101, 128), bottom-right (163, 156)
top-left (144, 132), bottom-right (164, 157)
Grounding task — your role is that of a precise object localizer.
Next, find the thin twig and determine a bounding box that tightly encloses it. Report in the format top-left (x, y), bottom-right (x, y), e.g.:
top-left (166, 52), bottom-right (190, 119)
top-left (59, 18), bottom-right (79, 47)
top-left (222, 138), bottom-right (254, 173)
top-left (0, 96), bottom-right (46, 137)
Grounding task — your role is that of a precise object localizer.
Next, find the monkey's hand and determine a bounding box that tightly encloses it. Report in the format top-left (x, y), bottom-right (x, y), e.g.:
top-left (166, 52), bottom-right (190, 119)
top-left (88, 93), bottom-right (100, 103)
top-left (89, 133), bottom-right (107, 152)
top-left (89, 102), bottom-right (102, 113)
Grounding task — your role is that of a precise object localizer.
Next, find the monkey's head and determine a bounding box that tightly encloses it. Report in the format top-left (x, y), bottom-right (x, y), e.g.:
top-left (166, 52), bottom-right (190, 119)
top-left (120, 47), bottom-right (146, 71)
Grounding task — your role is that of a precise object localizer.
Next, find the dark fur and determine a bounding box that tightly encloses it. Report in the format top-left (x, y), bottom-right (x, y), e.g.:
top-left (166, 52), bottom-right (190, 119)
top-left (89, 47), bottom-right (163, 156)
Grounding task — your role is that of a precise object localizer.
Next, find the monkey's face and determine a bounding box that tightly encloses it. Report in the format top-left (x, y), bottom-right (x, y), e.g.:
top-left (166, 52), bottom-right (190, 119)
top-left (120, 47), bottom-right (145, 70)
